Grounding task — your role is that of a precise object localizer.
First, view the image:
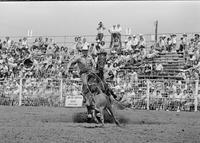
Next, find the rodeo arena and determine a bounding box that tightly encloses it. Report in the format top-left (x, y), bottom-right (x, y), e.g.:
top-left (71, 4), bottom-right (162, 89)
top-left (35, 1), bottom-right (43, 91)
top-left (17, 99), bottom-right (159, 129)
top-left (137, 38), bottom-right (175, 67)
top-left (0, 21), bottom-right (200, 143)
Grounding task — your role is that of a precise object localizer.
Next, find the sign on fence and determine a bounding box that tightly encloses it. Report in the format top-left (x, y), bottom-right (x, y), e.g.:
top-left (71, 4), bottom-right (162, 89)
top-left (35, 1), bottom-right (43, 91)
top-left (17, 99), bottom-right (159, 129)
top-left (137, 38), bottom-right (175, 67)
top-left (65, 95), bottom-right (83, 107)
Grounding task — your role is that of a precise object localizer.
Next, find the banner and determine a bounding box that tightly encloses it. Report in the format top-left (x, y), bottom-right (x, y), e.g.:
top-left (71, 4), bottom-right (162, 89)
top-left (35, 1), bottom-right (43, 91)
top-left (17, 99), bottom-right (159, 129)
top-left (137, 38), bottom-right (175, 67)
top-left (64, 83), bottom-right (83, 107)
top-left (65, 95), bottom-right (83, 107)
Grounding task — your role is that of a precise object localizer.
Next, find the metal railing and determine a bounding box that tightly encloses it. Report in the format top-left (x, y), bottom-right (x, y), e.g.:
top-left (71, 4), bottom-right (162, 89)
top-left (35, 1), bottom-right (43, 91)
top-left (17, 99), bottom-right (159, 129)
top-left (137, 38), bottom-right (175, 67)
top-left (0, 31), bottom-right (199, 47)
top-left (0, 77), bottom-right (199, 112)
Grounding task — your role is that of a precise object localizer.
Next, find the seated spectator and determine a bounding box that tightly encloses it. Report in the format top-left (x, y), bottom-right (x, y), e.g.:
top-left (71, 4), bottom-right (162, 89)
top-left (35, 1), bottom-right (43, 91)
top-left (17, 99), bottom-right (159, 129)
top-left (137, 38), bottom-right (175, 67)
top-left (138, 34), bottom-right (146, 49)
top-left (140, 46), bottom-right (147, 59)
top-left (177, 37), bottom-right (185, 53)
top-left (146, 46), bottom-right (156, 58)
top-left (125, 36), bottom-right (133, 51)
top-left (155, 63), bottom-right (163, 73)
top-left (82, 37), bottom-right (90, 51)
top-left (166, 37), bottom-right (172, 52)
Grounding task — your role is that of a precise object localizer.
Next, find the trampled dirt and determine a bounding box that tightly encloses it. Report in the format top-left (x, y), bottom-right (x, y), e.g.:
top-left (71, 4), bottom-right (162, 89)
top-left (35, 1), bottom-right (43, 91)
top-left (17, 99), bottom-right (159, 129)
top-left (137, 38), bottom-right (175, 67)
top-left (0, 106), bottom-right (199, 143)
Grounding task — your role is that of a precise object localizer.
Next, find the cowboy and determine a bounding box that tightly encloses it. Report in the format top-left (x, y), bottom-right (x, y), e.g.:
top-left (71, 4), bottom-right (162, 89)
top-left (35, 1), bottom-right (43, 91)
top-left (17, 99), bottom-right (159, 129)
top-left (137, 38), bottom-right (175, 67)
top-left (66, 44), bottom-right (97, 117)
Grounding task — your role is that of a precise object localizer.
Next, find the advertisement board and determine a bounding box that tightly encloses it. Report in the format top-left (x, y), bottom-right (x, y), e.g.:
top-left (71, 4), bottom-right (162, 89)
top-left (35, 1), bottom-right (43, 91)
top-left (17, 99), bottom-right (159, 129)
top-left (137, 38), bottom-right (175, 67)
top-left (65, 95), bottom-right (83, 107)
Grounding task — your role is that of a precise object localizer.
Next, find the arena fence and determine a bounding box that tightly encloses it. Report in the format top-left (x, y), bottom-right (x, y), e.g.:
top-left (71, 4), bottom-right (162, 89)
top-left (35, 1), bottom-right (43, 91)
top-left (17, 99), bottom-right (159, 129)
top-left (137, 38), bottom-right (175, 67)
top-left (0, 77), bottom-right (199, 112)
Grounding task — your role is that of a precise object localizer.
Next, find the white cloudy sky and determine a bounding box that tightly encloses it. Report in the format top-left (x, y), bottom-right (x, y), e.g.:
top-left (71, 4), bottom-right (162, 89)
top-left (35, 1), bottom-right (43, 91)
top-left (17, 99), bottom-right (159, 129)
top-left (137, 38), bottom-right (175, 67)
top-left (0, 1), bottom-right (199, 37)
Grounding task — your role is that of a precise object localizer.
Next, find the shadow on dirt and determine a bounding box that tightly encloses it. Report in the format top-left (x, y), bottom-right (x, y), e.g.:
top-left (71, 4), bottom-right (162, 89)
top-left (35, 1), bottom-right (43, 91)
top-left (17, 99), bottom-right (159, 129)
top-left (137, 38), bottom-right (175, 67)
top-left (40, 110), bottom-right (169, 125)
top-left (72, 112), bottom-right (169, 125)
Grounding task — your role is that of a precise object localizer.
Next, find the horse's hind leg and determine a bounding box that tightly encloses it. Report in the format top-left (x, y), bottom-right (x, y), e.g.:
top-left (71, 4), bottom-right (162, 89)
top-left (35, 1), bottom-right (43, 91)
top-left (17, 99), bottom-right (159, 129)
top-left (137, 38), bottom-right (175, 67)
top-left (106, 106), bottom-right (120, 126)
top-left (92, 109), bottom-right (99, 124)
top-left (99, 108), bottom-right (104, 127)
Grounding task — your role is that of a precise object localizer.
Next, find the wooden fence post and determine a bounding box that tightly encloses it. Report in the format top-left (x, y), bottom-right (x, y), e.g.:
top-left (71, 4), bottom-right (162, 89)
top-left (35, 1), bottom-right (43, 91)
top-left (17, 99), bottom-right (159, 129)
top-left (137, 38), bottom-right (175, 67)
top-left (146, 79), bottom-right (150, 110)
top-left (195, 80), bottom-right (199, 112)
top-left (60, 78), bottom-right (63, 106)
top-left (19, 78), bottom-right (23, 106)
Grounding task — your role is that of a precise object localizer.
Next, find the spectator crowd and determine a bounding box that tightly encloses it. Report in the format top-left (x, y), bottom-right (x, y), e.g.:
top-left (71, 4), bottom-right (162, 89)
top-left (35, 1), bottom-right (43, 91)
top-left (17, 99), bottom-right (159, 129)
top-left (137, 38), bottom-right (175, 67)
top-left (0, 22), bottom-right (200, 111)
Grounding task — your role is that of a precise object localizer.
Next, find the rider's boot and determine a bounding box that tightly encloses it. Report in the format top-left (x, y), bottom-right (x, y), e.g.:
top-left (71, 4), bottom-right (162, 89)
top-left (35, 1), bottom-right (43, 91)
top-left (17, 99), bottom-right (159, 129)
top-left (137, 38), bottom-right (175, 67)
top-left (86, 105), bottom-right (93, 119)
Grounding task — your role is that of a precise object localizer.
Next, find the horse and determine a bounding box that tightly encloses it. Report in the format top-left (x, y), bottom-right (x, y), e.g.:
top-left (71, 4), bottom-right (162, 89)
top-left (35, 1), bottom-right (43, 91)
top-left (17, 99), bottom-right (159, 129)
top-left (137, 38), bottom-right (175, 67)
top-left (87, 85), bottom-right (120, 127)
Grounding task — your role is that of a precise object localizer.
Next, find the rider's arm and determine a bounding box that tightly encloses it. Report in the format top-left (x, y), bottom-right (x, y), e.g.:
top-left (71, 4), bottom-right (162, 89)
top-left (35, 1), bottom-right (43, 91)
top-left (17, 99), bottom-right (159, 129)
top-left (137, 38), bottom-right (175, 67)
top-left (90, 56), bottom-right (96, 70)
top-left (66, 56), bottom-right (80, 73)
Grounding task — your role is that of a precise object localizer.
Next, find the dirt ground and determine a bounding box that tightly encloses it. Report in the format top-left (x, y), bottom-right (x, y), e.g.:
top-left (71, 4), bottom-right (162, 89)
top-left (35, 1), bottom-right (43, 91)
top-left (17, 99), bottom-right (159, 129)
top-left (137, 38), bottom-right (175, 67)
top-left (0, 106), bottom-right (199, 143)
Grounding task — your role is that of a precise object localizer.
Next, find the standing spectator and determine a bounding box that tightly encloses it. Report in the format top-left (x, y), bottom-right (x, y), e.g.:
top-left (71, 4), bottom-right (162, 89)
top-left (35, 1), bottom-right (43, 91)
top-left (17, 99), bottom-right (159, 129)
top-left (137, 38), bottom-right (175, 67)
top-left (0, 39), bottom-right (2, 49)
top-left (182, 33), bottom-right (188, 46)
top-left (194, 34), bottom-right (200, 44)
top-left (22, 37), bottom-right (28, 48)
top-left (132, 35), bottom-right (139, 51)
top-left (108, 25), bottom-right (116, 48)
top-left (96, 22), bottom-right (106, 42)
top-left (115, 24), bottom-right (122, 48)
top-left (125, 27), bottom-right (132, 37)
top-left (171, 34), bottom-right (177, 52)
top-left (5, 36), bottom-right (11, 48)
top-left (73, 36), bottom-right (82, 56)
top-left (178, 37), bottom-right (185, 53)
top-left (158, 35), bottom-right (166, 52)
top-left (82, 37), bottom-right (90, 50)
top-left (89, 43), bottom-right (96, 59)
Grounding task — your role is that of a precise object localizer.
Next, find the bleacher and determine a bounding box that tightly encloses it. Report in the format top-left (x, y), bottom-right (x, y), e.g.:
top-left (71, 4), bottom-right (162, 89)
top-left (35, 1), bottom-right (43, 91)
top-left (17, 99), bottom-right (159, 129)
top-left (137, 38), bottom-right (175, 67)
top-left (138, 52), bottom-right (186, 80)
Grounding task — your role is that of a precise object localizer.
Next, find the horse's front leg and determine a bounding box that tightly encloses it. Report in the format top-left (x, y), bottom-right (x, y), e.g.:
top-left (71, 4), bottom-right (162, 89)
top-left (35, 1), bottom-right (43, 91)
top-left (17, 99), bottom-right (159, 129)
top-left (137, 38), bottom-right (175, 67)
top-left (106, 106), bottom-right (120, 126)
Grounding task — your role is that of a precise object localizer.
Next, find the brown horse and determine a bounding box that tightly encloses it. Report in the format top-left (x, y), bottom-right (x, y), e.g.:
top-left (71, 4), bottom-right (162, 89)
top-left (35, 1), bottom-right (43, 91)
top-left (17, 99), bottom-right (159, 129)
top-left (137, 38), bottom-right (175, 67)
top-left (88, 86), bottom-right (120, 127)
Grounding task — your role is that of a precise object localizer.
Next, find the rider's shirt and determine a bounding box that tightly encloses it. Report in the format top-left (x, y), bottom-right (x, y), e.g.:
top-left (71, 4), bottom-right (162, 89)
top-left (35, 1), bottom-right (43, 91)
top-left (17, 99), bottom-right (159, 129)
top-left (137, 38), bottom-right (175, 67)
top-left (70, 55), bottom-right (96, 75)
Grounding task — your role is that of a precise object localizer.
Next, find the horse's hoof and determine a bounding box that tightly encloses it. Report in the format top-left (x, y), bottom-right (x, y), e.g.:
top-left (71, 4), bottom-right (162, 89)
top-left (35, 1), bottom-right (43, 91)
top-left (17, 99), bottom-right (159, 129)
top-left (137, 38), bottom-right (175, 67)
top-left (87, 114), bottom-right (92, 118)
top-left (96, 113), bottom-right (101, 117)
top-left (100, 124), bottom-right (104, 128)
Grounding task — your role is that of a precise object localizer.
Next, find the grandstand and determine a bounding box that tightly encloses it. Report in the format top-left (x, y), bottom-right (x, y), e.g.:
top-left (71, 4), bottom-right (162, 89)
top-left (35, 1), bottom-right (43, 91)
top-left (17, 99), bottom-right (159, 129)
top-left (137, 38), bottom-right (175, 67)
top-left (138, 52), bottom-right (185, 80)
top-left (0, 32), bottom-right (199, 112)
